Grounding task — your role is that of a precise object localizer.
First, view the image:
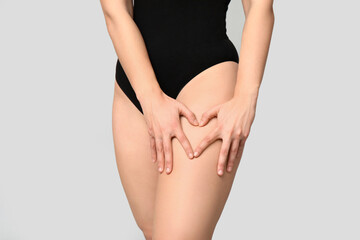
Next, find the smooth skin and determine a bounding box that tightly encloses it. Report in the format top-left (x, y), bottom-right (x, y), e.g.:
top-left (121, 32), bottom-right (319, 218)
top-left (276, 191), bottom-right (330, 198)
top-left (194, 0), bottom-right (275, 176)
top-left (101, 0), bottom-right (274, 239)
top-left (100, 0), bottom-right (199, 176)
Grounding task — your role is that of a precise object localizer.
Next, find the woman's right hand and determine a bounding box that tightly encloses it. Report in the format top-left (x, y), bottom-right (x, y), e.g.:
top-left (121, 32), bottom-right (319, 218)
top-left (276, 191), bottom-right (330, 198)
top-left (140, 91), bottom-right (199, 175)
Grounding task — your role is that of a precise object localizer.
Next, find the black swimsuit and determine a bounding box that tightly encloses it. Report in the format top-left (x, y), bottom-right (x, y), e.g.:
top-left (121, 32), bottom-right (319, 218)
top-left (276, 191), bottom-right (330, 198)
top-left (115, 0), bottom-right (239, 114)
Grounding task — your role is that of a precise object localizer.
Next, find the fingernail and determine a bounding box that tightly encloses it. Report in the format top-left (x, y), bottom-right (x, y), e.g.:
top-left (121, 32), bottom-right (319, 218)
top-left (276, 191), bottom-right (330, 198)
top-left (188, 152), bottom-right (193, 158)
top-left (194, 119), bottom-right (199, 125)
top-left (158, 167), bottom-right (162, 172)
top-left (166, 167), bottom-right (170, 173)
top-left (152, 158), bottom-right (155, 162)
top-left (227, 167), bottom-right (232, 172)
top-left (194, 151), bottom-right (199, 157)
top-left (218, 169), bottom-right (223, 175)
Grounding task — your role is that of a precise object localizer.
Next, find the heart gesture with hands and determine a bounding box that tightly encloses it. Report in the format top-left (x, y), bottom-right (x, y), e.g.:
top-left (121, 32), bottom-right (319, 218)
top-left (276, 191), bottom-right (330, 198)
top-left (143, 89), bottom-right (258, 177)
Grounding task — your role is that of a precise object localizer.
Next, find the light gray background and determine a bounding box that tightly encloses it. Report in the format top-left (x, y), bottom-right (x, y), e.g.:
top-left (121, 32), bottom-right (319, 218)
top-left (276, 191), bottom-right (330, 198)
top-left (0, 0), bottom-right (359, 239)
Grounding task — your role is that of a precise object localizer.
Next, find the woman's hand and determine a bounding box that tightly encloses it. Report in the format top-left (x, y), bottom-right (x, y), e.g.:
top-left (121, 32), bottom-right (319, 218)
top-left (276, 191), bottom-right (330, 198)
top-left (193, 90), bottom-right (258, 176)
top-left (141, 91), bottom-right (199, 174)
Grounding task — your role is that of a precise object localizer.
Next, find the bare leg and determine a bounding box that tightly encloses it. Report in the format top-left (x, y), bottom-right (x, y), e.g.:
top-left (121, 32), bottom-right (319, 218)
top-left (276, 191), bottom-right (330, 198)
top-left (152, 61), bottom-right (244, 240)
top-left (112, 82), bottom-right (159, 240)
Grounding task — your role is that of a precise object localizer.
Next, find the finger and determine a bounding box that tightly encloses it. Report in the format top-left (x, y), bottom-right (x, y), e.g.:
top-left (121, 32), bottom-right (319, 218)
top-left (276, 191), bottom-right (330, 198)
top-left (163, 135), bottom-right (173, 174)
top-left (217, 137), bottom-right (232, 176)
top-left (193, 126), bottom-right (220, 158)
top-left (178, 102), bottom-right (199, 126)
top-left (199, 104), bottom-right (220, 127)
top-left (175, 128), bottom-right (194, 159)
top-left (147, 126), bottom-right (157, 163)
top-left (226, 137), bottom-right (240, 172)
top-left (236, 138), bottom-right (246, 160)
top-left (155, 136), bottom-right (165, 173)
top-left (149, 134), bottom-right (157, 163)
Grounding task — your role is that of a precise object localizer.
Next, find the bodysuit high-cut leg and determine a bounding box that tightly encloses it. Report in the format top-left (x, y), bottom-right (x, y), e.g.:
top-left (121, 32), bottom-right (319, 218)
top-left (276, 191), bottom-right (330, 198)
top-left (115, 0), bottom-right (239, 114)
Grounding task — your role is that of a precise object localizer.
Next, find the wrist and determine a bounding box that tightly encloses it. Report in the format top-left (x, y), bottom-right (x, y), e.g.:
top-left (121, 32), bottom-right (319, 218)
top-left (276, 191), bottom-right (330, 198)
top-left (233, 85), bottom-right (259, 101)
top-left (136, 85), bottom-right (164, 105)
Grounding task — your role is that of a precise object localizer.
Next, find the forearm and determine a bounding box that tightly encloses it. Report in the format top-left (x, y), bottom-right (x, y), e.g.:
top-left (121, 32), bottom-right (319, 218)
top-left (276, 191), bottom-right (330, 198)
top-left (234, 1), bottom-right (275, 99)
top-left (101, 1), bottom-right (162, 103)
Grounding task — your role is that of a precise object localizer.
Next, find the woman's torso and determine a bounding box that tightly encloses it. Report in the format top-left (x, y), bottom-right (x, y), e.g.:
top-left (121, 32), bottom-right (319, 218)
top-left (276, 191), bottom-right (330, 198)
top-left (115, 0), bottom-right (238, 113)
top-left (133, 0), bottom-right (232, 53)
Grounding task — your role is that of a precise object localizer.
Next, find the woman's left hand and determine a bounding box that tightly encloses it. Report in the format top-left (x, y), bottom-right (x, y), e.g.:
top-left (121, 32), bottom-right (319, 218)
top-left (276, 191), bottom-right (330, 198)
top-left (192, 91), bottom-right (258, 176)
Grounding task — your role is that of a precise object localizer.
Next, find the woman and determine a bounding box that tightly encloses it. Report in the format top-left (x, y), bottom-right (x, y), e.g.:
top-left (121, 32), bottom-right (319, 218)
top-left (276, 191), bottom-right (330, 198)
top-left (100, 0), bottom-right (274, 239)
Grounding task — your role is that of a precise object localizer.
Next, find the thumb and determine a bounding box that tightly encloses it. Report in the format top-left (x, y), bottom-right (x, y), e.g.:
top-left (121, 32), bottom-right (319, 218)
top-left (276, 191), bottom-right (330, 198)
top-left (199, 104), bottom-right (220, 127)
top-left (178, 102), bottom-right (199, 126)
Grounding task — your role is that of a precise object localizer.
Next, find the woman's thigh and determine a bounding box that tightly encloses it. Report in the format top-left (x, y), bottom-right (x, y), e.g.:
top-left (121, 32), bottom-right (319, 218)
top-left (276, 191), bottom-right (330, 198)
top-left (112, 81), bottom-right (158, 234)
top-left (152, 61), bottom-right (244, 240)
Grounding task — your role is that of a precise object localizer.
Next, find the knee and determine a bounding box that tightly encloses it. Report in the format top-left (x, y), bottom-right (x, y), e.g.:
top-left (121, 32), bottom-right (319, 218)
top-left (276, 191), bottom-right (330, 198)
top-left (153, 225), bottom-right (212, 240)
top-left (143, 231), bottom-right (152, 240)
top-left (139, 224), bottom-right (153, 240)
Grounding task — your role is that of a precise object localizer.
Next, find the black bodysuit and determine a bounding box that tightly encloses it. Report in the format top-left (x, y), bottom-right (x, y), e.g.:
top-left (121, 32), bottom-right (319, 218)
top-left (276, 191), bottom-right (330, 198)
top-left (115, 0), bottom-right (239, 114)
